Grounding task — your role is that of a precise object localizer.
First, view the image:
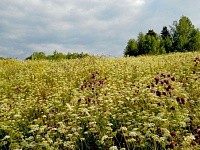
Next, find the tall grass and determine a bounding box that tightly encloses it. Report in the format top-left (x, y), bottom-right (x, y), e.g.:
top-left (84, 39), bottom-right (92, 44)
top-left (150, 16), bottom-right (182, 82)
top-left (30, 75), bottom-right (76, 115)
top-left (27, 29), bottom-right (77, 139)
top-left (0, 52), bottom-right (200, 149)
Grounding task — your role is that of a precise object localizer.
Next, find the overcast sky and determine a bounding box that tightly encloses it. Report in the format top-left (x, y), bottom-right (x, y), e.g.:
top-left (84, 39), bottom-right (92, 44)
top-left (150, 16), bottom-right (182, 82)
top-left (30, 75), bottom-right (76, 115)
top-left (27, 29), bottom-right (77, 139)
top-left (1, 0), bottom-right (200, 60)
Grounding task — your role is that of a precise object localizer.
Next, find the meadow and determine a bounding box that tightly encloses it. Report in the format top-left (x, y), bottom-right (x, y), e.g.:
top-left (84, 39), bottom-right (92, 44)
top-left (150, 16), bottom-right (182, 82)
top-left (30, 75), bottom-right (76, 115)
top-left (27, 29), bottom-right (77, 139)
top-left (0, 52), bottom-right (200, 150)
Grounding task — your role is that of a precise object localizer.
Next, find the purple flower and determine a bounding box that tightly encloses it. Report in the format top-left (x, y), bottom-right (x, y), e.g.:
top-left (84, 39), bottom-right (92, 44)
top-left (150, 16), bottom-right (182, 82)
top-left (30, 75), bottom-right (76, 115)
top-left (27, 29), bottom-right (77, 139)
top-left (51, 125), bottom-right (56, 128)
top-left (134, 99), bottom-right (137, 103)
top-left (97, 100), bottom-right (100, 105)
top-left (167, 73), bottom-right (171, 77)
top-left (88, 98), bottom-right (91, 102)
top-left (96, 71), bottom-right (99, 74)
top-left (93, 131), bottom-right (100, 135)
top-left (156, 91), bottom-right (161, 97)
top-left (78, 98), bottom-right (82, 102)
top-left (164, 79), bottom-right (169, 84)
top-left (158, 102), bottom-right (164, 106)
top-left (99, 80), bottom-right (104, 84)
top-left (155, 77), bottom-right (160, 84)
top-left (151, 89), bottom-right (156, 93)
top-left (161, 73), bottom-right (165, 77)
top-left (92, 73), bottom-right (95, 79)
top-left (161, 80), bottom-right (164, 85)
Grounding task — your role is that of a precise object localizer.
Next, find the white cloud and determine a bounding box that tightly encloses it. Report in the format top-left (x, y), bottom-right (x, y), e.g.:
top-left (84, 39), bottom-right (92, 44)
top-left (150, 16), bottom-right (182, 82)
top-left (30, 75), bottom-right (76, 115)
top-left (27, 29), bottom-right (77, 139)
top-left (0, 0), bottom-right (200, 59)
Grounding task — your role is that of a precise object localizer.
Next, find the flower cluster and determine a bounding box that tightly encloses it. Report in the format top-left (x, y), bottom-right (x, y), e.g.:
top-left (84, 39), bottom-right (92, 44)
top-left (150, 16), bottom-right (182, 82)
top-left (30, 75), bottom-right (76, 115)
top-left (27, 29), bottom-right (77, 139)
top-left (0, 52), bottom-right (200, 149)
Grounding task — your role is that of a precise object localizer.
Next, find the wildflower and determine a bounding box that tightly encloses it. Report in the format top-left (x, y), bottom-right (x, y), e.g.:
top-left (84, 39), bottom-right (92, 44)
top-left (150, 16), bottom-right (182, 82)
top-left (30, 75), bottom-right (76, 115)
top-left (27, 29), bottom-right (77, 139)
top-left (162, 91), bottom-right (167, 96)
top-left (151, 82), bottom-right (155, 87)
top-left (155, 77), bottom-right (160, 84)
top-left (195, 56), bottom-right (199, 60)
top-left (101, 135), bottom-right (108, 144)
top-left (81, 85), bottom-right (84, 90)
top-left (191, 141), bottom-right (196, 146)
top-left (161, 73), bottom-right (166, 77)
top-left (93, 131), bottom-right (100, 135)
top-left (171, 77), bottom-right (176, 81)
top-left (166, 84), bottom-right (173, 91)
top-left (88, 98), bottom-right (91, 102)
top-left (78, 98), bottom-right (82, 102)
top-left (151, 89), bottom-right (156, 93)
top-left (129, 131), bottom-right (137, 136)
top-left (156, 91), bottom-right (161, 97)
top-left (181, 98), bottom-right (186, 104)
top-left (168, 142), bottom-right (177, 149)
top-left (176, 97), bottom-right (181, 103)
top-left (170, 131), bottom-right (176, 137)
top-left (160, 80), bottom-right (164, 85)
top-left (194, 134), bottom-right (199, 139)
top-left (170, 106), bottom-right (175, 110)
top-left (169, 90), bottom-right (172, 95)
top-left (158, 102), bottom-right (164, 106)
top-left (157, 127), bottom-right (162, 134)
top-left (92, 73), bottom-right (95, 79)
top-left (109, 146), bottom-right (118, 150)
top-left (99, 80), bottom-right (104, 84)
top-left (167, 73), bottom-right (171, 77)
top-left (164, 79), bottom-right (169, 84)
top-left (96, 70), bottom-right (99, 74)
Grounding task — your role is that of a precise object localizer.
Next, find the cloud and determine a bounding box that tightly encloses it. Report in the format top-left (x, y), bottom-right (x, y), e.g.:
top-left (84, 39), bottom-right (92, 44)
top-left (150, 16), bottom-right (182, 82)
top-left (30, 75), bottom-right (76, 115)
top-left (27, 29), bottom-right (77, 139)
top-left (0, 0), bottom-right (200, 59)
top-left (0, 0), bottom-right (146, 59)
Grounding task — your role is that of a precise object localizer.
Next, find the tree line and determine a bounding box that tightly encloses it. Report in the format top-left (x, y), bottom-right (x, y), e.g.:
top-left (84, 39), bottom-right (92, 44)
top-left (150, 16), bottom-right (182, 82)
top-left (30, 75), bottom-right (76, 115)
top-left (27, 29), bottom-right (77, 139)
top-left (124, 16), bottom-right (200, 56)
top-left (25, 50), bottom-right (90, 61)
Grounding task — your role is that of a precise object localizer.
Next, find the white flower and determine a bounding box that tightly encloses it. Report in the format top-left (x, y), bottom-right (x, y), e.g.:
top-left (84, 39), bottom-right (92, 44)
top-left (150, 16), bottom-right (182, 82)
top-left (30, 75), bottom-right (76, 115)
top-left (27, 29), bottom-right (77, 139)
top-left (184, 134), bottom-right (195, 142)
top-left (129, 131), bottom-right (137, 137)
top-left (109, 146), bottom-right (118, 150)
top-left (121, 126), bottom-right (127, 131)
top-left (101, 135), bottom-right (108, 144)
top-left (3, 135), bottom-right (10, 139)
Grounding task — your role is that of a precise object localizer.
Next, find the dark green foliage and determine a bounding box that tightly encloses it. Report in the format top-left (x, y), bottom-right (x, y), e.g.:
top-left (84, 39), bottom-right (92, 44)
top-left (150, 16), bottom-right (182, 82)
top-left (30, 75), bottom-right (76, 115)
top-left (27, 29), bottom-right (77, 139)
top-left (161, 26), bottom-right (171, 40)
top-left (25, 50), bottom-right (89, 61)
top-left (124, 39), bottom-right (138, 56)
top-left (25, 52), bottom-right (46, 60)
top-left (170, 16), bottom-right (195, 52)
top-left (124, 16), bottom-right (200, 56)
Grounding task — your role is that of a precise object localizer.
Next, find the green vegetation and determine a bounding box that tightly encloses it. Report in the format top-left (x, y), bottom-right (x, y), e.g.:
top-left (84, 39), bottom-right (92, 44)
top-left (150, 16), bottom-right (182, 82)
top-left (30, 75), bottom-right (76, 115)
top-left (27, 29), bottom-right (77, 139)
top-left (124, 16), bottom-right (200, 56)
top-left (0, 52), bottom-right (200, 149)
top-left (25, 50), bottom-right (90, 61)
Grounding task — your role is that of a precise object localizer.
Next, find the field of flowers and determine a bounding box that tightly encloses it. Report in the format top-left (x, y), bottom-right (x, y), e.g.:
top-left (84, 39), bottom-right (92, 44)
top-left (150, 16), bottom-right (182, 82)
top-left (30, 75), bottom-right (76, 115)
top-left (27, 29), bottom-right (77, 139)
top-left (0, 52), bottom-right (200, 150)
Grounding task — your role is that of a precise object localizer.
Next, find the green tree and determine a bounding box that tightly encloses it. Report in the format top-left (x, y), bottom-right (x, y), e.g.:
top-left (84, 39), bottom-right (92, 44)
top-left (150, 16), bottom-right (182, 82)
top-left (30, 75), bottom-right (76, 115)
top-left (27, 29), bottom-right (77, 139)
top-left (170, 16), bottom-right (195, 52)
top-left (25, 52), bottom-right (46, 60)
top-left (137, 32), bottom-right (146, 55)
top-left (124, 39), bottom-right (138, 56)
top-left (144, 30), bottom-right (160, 54)
top-left (161, 26), bottom-right (171, 40)
top-left (188, 28), bottom-right (200, 51)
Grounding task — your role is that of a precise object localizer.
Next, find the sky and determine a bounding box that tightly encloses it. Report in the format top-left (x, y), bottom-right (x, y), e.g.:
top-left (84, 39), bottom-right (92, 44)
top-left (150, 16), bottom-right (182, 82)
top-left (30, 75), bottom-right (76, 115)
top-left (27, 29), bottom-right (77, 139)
top-left (0, 0), bottom-right (200, 60)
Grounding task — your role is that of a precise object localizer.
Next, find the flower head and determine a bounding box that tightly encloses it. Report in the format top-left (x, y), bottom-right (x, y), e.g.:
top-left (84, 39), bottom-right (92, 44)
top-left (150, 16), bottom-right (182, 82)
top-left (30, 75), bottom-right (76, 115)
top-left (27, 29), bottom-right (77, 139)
top-left (167, 73), bottom-right (171, 77)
